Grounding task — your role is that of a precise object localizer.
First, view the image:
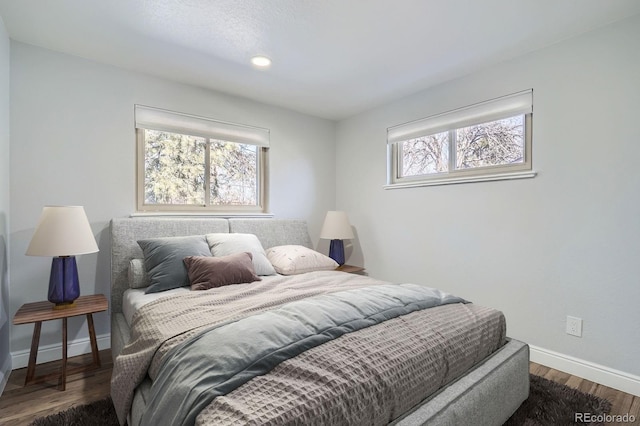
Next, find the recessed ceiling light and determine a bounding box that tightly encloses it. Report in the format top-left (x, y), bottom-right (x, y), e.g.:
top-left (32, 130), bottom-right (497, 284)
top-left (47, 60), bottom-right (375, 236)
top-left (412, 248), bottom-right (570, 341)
top-left (251, 56), bottom-right (272, 68)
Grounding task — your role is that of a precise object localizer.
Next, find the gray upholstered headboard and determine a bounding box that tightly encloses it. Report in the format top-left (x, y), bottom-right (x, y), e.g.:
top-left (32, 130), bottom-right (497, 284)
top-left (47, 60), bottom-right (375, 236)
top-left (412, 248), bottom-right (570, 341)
top-left (109, 217), bottom-right (312, 313)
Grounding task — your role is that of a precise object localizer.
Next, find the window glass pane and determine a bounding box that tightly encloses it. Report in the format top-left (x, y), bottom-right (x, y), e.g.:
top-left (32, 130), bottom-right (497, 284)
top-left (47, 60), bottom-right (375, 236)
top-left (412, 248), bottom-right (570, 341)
top-left (455, 115), bottom-right (524, 170)
top-left (210, 141), bottom-right (257, 205)
top-left (400, 132), bottom-right (449, 177)
top-left (143, 130), bottom-right (206, 205)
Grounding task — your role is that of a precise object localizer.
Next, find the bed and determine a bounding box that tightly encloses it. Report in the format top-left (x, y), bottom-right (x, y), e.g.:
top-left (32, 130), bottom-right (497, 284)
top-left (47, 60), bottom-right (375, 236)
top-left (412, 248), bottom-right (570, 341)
top-left (109, 217), bottom-right (529, 426)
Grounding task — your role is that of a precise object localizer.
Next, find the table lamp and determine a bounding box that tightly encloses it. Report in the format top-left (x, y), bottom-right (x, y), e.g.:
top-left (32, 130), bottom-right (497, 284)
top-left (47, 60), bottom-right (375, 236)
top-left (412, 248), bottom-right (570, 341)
top-left (26, 206), bottom-right (99, 309)
top-left (320, 211), bottom-right (355, 266)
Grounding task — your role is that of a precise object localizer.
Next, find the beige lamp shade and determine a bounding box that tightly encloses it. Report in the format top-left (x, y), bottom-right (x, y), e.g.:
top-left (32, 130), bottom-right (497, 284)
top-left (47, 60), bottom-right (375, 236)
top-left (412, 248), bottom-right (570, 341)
top-left (320, 211), bottom-right (355, 240)
top-left (26, 206), bottom-right (99, 257)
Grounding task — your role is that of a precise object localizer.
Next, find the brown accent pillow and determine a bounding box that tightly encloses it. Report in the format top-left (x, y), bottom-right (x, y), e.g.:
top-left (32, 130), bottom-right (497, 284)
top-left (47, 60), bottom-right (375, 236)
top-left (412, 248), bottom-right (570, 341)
top-left (184, 252), bottom-right (261, 290)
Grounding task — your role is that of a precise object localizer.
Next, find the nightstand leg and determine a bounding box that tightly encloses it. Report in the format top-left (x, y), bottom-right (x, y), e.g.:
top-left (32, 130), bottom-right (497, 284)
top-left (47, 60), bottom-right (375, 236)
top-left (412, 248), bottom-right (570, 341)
top-left (25, 322), bottom-right (42, 385)
top-left (87, 313), bottom-right (101, 367)
top-left (61, 317), bottom-right (67, 391)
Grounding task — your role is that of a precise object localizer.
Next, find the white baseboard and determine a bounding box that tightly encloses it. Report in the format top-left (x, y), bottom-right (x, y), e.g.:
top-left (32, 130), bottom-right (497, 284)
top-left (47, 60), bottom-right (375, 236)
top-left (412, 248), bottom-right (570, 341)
top-left (0, 353), bottom-right (11, 396)
top-left (10, 333), bottom-right (111, 370)
top-left (530, 344), bottom-right (640, 397)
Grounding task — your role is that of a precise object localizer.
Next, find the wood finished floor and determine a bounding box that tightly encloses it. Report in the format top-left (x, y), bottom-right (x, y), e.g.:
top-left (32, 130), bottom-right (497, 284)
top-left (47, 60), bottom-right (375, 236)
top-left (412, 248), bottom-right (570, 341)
top-left (0, 349), bottom-right (112, 425)
top-left (0, 351), bottom-right (638, 425)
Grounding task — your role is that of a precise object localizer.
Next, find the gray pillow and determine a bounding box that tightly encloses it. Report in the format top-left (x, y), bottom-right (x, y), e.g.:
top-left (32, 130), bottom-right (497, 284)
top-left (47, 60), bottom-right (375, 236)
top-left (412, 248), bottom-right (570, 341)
top-left (138, 235), bottom-right (211, 294)
top-left (128, 259), bottom-right (150, 289)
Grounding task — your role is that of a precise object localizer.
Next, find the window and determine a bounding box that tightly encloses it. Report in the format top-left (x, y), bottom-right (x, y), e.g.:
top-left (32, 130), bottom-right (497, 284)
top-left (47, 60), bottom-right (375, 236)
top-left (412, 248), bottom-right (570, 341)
top-left (135, 105), bottom-right (269, 213)
top-left (386, 90), bottom-right (535, 188)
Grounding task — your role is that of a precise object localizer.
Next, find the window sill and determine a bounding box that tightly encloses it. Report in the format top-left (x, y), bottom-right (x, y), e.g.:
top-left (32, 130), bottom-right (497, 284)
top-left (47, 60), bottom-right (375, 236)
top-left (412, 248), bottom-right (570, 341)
top-left (384, 170), bottom-right (537, 189)
top-left (130, 212), bottom-right (274, 218)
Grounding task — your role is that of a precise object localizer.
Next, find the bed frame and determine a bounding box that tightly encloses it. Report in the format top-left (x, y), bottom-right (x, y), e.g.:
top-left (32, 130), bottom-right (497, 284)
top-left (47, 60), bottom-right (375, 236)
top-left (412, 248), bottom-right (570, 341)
top-left (110, 217), bottom-right (529, 426)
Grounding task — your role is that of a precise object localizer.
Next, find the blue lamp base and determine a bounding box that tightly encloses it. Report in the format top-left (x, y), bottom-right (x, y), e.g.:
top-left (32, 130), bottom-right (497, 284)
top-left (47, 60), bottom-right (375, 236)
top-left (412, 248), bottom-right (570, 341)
top-left (328, 239), bottom-right (346, 266)
top-left (48, 256), bottom-right (80, 309)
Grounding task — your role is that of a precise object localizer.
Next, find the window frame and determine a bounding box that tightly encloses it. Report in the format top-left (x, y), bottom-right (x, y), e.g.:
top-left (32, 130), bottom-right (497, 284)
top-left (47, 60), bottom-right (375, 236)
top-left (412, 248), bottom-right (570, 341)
top-left (134, 106), bottom-right (269, 214)
top-left (386, 90), bottom-right (536, 189)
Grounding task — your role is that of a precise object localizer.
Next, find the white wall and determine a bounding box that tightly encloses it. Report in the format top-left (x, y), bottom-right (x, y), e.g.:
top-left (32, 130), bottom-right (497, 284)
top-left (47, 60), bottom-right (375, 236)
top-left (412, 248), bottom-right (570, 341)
top-left (0, 16), bottom-right (11, 394)
top-left (8, 41), bottom-right (336, 365)
top-left (337, 14), bottom-right (640, 383)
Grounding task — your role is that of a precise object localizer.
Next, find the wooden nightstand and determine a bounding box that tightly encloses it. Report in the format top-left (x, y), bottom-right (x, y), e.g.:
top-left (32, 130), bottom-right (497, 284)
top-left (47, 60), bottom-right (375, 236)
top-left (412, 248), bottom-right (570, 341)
top-left (13, 294), bottom-right (108, 391)
top-left (336, 264), bottom-right (365, 274)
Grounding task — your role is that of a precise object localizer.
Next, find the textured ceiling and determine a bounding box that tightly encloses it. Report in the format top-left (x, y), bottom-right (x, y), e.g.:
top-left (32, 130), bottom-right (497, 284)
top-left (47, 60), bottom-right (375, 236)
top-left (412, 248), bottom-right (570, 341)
top-left (1, 0), bottom-right (639, 119)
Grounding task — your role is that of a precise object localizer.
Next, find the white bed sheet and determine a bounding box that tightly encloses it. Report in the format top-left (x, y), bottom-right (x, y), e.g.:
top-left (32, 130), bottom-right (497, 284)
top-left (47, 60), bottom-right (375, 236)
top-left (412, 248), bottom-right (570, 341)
top-left (123, 287), bottom-right (190, 325)
top-left (122, 276), bottom-right (284, 325)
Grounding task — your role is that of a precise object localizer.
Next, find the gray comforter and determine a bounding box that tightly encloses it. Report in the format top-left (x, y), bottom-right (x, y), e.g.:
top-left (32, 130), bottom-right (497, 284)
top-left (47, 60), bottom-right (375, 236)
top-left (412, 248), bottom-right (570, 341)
top-left (142, 284), bottom-right (465, 426)
top-left (111, 271), bottom-right (506, 426)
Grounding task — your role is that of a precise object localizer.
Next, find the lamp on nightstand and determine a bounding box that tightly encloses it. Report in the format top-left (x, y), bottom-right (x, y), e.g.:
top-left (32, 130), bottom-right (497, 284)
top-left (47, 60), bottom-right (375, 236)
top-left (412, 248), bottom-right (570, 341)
top-left (26, 206), bottom-right (99, 309)
top-left (320, 211), bottom-right (355, 266)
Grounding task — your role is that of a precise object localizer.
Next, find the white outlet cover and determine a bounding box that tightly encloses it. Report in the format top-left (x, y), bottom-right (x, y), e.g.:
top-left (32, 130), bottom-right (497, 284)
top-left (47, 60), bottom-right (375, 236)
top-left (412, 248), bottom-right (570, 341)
top-left (566, 316), bottom-right (583, 337)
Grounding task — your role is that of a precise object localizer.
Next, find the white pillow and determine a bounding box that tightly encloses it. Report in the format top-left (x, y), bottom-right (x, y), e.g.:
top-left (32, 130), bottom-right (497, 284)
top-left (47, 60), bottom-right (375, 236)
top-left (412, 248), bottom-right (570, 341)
top-left (266, 245), bottom-right (338, 275)
top-left (205, 233), bottom-right (276, 276)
